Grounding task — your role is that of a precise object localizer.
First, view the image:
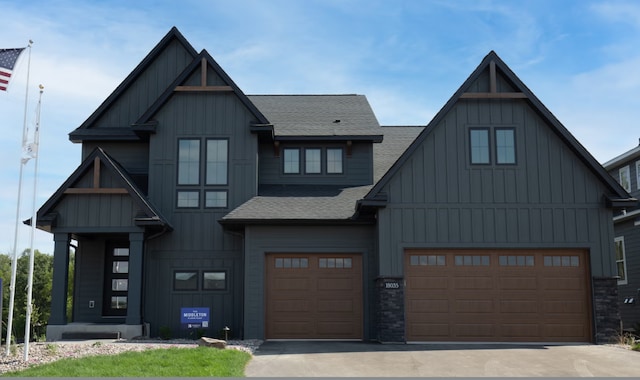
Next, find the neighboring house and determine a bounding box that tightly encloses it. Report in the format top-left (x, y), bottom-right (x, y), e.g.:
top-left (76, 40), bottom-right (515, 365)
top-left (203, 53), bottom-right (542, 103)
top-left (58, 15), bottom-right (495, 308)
top-left (604, 142), bottom-right (640, 331)
top-left (35, 27), bottom-right (634, 344)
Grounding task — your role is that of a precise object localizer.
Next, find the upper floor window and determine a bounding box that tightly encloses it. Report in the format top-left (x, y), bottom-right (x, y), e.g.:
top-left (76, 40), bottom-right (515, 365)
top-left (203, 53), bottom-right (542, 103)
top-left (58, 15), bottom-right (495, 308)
top-left (283, 148), bottom-right (300, 174)
top-left (470, 128), bottom-right (490, 164)
top-left (615, 236), bottom-right (628, 285)
top-left (206, 139), bottom-right (228, 185)
top-left (305, 148), bottom-right (321, 174)
top-left (636, 161), bottom-right (640, 190)
top-left (469, 127), bottom-right (516, 165)
top-left (619, 165), bottom-right (631, 192)
top-left (178, 139), bottom-right (200, 185)
top-left (326, 148), bottom-right (344, 174)
top-left (176, 137), bottom-right (229, 209)
top-left (495, 128), bottom-right (516, 164)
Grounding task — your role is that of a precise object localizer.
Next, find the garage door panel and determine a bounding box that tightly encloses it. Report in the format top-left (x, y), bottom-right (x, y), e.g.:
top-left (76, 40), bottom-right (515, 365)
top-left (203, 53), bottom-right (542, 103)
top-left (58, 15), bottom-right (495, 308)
top-left (455, 299), bottom-right (494, 313)
top-left (317, 277), bottom-right (355, 291)
top-left (500, 300), bottom-right (538, 313)
top-left (405, 249), bottom-right (591, 342)
top-left (273, 300), bottom-right (311, 312)
top-left (453, 277), bottom-right (493, 289)
top-left (544, 324), bottom-right (587, 338)
top-left (272, 277), bottom-right (311, 291)
top-left (408, 277), bottom-right (448, 290)
top-left (317, 321), bottom-right (357, 335)
top-left (499, 324), bottom-right (539, 337)
top-left (542, 277), bottom-right (582, 290)
top-left (499, 277), bottom-right (537, 290)
top-left (410, 299), bottom-right (449, 313)
top-left (317, 299), bottom-right (355, 313)
top-left (271, 321), bottom-right (313, 335)
top-left (542, 300), bottom-right (585, 314)
top-left (266, 254), bottom-right (362, 339)
top-left (411, 323), bottom-right (450, 337)
top-left (455, 324), bottom-right (494, 337)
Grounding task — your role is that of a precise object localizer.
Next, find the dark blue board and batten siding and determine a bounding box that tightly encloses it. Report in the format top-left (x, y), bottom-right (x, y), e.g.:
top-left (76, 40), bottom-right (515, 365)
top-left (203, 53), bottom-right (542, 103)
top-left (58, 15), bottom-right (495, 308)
top-left (377, 97), bottom-right (617, 278)
top-left (258, 141), bottom-right (374, 186)
top-left (142, 68), bottom-right (261, 337)
top-left (615, 219), bottom-right (640, 329)
top-left (89, 38), bottom-right (195, 129)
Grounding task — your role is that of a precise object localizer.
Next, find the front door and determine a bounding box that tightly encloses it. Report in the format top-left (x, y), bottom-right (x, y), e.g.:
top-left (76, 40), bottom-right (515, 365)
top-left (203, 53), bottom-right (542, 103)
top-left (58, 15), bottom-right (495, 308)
top-left (103, 242), bottom-right (130, 316)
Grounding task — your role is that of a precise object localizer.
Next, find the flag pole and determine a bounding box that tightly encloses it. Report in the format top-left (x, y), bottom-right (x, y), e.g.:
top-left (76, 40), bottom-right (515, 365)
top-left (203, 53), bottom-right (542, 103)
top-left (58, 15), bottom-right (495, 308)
top-left (24, 84), bottom-right (43, 361)
top-left (5, 40), bottom-right (32, 357)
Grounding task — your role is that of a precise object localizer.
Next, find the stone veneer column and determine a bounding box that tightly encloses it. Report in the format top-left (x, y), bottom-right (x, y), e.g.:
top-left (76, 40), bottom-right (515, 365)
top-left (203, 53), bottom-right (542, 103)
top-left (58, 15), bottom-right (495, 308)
top-left (375, 277), bottom-right (405, 343)
top-left (592, 277), bottom-right (621, 344)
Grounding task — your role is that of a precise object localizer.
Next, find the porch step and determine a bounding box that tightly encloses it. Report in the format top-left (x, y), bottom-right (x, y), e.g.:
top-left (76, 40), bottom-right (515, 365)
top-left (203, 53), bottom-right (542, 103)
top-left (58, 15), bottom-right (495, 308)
top-left (60, 331), bottom-right (121, 340)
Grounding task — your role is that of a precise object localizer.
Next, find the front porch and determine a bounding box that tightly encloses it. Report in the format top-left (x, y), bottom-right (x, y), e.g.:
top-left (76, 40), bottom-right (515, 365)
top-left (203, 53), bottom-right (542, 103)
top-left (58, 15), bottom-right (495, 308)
top-left (46, 323), bottom-right (145, 341)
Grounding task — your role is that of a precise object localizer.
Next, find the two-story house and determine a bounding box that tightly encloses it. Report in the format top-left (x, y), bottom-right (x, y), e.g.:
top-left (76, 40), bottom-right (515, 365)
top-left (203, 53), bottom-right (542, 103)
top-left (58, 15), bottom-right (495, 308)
top-left (604, 142), bottom-right (640, 331)
top-left (36, 27), bottom-right (634, 344)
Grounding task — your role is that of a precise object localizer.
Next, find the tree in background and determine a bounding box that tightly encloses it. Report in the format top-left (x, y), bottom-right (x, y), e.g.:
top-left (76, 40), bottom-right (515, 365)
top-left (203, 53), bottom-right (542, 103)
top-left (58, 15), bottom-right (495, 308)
top-left (0, 250), bottom-right (55, 343)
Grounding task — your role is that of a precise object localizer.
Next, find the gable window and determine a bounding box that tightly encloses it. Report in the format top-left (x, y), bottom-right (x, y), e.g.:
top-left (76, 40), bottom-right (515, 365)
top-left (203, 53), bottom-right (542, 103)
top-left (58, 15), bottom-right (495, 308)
top-left (326, 148), bottom-right (344, 174)
top-left (206, 139), bottom-right (228, 185)
top-left (283, 148), bottom-right (300, 174)
top-left (619, 166), bottom-right (631, 192)
top-left (495, 128), bottom-right (516, 164)
top-left (469, 127), bottom-right (516, 165)
top-left (615, 236), bottom-right (628, 285)
top-left (305, 148), bottom-right (321, 174)
top-left (178, 139), bottom-right (200, 185)
top-left (470, 128), bottom-right (490, 164)
top-left (205, 190), bottom-right (227, 208)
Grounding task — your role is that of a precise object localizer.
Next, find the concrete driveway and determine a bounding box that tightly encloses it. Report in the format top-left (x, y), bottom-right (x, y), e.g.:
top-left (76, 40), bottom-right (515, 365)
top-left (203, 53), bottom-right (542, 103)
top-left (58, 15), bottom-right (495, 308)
top-left (245, 341), bottom-right (640, 377)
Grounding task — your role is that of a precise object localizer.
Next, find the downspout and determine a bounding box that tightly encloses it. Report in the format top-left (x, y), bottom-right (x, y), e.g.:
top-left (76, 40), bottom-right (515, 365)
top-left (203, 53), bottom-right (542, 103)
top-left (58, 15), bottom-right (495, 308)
top-left (139, 225), bottom-right (170, 337)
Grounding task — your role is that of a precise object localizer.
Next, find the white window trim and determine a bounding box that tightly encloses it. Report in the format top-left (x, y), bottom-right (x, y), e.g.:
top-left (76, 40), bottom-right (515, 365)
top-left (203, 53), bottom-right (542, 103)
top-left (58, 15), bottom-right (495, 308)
top-left (619, 165), bottom-right (631, 192)
top-left (615, 236), bottom-right (628, 285)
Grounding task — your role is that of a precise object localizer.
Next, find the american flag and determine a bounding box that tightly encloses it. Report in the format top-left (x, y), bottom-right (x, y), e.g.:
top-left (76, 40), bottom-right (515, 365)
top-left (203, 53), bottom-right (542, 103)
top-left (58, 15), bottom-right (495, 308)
top-left (0, 48), bottom-right (25, 91)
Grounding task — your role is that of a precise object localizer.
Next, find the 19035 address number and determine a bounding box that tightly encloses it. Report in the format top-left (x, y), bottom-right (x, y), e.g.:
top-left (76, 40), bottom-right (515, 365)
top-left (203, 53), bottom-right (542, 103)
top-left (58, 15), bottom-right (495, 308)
top-left (384, 282), bottom-right (400, 289)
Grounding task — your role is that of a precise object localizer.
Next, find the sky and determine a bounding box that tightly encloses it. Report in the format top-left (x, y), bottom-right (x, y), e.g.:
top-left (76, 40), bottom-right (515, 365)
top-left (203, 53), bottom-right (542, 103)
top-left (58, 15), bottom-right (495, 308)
top-left (1, 0), bottom-right (640, 255)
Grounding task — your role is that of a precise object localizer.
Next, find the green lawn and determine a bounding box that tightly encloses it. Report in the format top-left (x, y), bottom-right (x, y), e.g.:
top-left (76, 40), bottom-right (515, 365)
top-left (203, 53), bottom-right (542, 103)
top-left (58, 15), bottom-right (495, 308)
top-left (2, 347), bottom-right (251, 377)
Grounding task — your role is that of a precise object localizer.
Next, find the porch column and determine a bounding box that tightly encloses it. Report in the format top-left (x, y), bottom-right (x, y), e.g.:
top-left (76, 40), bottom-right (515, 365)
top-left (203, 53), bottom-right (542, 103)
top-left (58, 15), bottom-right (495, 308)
top-left (49, 233), bottom-right (70, 325)
top-left (126, 232), bottom-right (144, 325)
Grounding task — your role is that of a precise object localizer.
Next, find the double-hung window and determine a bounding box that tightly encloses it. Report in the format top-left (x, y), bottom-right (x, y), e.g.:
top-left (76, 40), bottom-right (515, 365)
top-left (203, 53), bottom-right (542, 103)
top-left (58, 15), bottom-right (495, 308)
top-left (326, 148), bottom-right (344, 174)
top-left (470, 128), bottom-right (490, 164)
top-left (615, 236), bottom-right (628, 285)
top-left (177, 138), bottom-right (229, 208)
top-left (619, 165), bottom-right (631, 192)
top-left (305, 148), bottom-right (321, 174)
top-left (283, 148), bottom-right (300, 174)
top-left (495, 128), bottom-right (516, 164)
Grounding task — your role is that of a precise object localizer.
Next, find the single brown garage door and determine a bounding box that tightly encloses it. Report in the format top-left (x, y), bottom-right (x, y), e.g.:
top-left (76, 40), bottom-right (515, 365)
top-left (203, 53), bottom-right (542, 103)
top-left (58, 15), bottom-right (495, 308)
top-left (266, 253), bottom-right (362, 339)
top-left (405, 249), bottom-right (591, 342)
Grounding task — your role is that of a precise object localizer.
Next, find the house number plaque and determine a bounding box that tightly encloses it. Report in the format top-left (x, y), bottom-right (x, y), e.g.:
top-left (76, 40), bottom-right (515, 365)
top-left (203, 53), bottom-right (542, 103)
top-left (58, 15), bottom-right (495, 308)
top-left (384, 281), bottom-right (400, 289)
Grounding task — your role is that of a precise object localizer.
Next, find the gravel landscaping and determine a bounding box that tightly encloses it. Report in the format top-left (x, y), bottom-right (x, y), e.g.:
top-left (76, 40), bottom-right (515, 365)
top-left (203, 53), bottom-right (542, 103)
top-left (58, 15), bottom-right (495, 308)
top-left (0, 339), bottom-right (262, 375)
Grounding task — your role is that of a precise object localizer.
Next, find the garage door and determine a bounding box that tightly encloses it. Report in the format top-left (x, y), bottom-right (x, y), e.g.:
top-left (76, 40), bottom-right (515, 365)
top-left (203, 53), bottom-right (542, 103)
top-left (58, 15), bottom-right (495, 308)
top-left (405, 249), bottom-right (591, 342)
top-left (266, 253), bottom-right (362, 339)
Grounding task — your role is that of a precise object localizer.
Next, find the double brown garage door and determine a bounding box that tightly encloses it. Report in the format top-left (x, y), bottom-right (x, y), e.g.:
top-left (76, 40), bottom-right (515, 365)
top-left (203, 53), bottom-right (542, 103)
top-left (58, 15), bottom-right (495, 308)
top-left (266, 253), bottom-right (362, 339)
top-left (405, 249), bottom-right (592, 342)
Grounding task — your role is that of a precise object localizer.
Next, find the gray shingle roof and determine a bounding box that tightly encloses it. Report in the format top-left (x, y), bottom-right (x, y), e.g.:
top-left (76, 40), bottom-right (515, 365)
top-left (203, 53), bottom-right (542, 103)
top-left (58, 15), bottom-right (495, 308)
top-left (221, 126), bottom-right (423, 222)
top-left (247, 95), bottom-right (382, 137)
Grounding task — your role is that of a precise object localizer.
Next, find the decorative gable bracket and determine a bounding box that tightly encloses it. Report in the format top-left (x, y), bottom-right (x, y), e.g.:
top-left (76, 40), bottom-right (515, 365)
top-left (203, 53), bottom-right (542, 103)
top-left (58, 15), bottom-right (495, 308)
top-left (459, 60), bottom-right (526, 99)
